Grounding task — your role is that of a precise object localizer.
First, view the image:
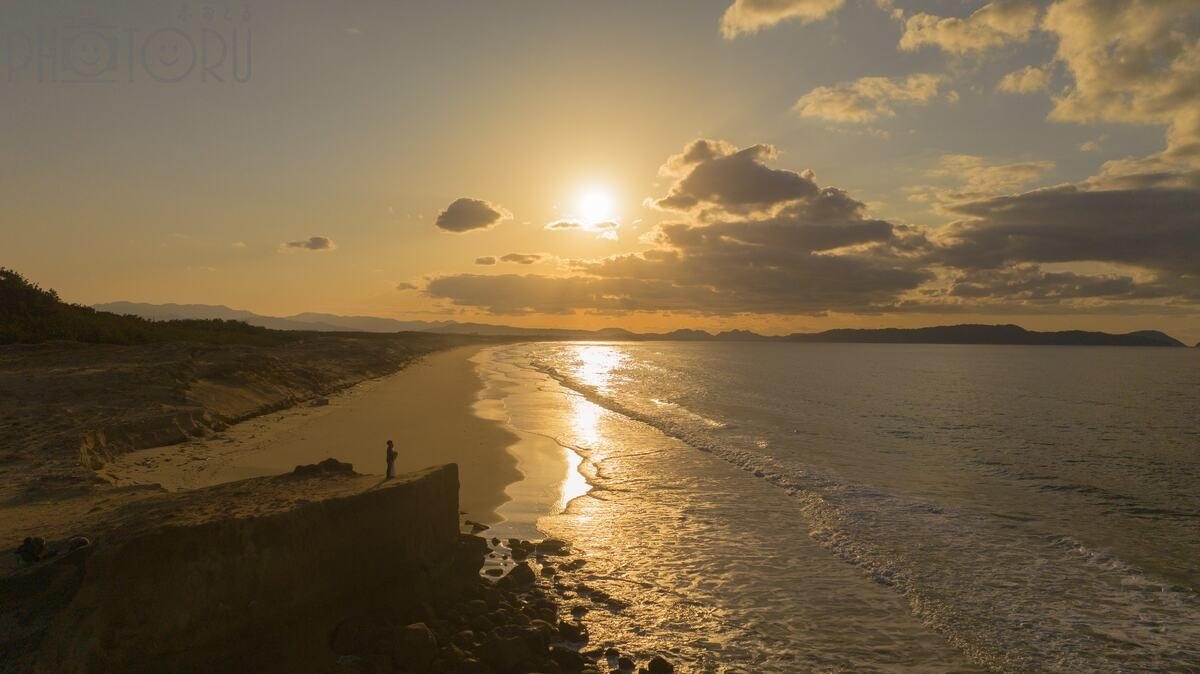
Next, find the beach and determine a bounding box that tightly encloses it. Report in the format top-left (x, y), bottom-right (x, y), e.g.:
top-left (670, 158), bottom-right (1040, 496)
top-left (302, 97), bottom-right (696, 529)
top-left (99, 346), bottom-right (524, 523)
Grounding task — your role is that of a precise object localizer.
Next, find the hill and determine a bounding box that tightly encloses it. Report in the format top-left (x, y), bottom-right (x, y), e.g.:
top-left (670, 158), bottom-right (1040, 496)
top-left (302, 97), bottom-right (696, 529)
top-left (1, 269), bottom-right (300, 346)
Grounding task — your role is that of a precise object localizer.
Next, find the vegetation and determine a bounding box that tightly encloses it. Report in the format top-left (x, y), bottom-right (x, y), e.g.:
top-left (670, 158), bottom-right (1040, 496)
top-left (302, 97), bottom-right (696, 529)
top-left (0, 268), bottom-right (303, 346)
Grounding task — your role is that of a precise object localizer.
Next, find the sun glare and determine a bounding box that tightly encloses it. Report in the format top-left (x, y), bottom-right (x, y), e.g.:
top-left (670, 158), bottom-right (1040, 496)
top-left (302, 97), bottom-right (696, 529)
top-left (576, 187), bottom-right (616, 225)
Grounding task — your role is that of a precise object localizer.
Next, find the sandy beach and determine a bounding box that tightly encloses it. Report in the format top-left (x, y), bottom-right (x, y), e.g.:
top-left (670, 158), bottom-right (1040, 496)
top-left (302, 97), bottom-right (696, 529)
top-left (98, 346), bottom-right (523, 523)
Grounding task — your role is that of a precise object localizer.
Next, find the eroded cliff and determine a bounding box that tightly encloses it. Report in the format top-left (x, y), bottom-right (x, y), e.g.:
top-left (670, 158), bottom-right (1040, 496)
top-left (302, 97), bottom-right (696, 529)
top-left (1, 462), bottom-right (472, 673)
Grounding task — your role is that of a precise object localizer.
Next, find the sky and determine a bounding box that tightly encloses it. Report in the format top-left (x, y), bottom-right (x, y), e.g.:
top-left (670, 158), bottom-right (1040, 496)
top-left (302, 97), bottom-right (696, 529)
top-left (2, 0), bottom-right (1198, 342)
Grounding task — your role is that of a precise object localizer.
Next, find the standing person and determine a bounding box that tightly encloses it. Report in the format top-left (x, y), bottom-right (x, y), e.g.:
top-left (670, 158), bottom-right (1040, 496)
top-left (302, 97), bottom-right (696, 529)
top-left (385, 440), bottom-right (398, 479)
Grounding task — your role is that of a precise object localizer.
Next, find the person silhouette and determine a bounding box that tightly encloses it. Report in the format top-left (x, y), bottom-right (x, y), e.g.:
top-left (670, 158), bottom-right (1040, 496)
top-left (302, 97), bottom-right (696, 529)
top-left (385, 440), bottom-right (397, 479)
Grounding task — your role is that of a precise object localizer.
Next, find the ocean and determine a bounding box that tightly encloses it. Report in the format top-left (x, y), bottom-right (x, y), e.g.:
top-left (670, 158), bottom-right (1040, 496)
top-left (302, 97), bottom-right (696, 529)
top-left (474, 341), bottom-right (1200, 672)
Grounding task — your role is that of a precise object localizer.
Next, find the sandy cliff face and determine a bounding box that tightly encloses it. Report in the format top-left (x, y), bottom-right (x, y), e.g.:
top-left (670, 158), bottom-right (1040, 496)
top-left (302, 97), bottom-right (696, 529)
top-left (1, 463), bottom-right (470, 673)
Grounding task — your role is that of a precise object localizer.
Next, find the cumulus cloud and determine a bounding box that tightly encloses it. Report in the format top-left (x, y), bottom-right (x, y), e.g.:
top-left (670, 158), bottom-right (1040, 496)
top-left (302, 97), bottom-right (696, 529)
top-left (474, 256), bottom-right (497, 265)
top-left (1042, 0), bottom-right (1200, 181)
top-left (794, 74), bottom-right (952, 123)
top-left (654, 139), bottom-right (818, 212)
top-left (720, 0), bottom-right (845, 39)
top-left (427, 140), bottom-right (1200, 318)
top-left (997, 65), bottom-right (1051, 94)
top-left (281, 236), bottom-right (336, 251)
top-left (428, 140), bottom-right (933, 315)
top-left (434, 198), bottom-right (511, 233)
top-left (500, 253), bottom-right (543, 265)
top-left (899, 0), bottom-right (1040, 55)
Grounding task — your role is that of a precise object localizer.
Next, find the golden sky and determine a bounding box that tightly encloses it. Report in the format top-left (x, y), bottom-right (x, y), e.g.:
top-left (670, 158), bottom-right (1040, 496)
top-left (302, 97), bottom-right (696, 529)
top-left (2, 1), bottom-right (1198, 342)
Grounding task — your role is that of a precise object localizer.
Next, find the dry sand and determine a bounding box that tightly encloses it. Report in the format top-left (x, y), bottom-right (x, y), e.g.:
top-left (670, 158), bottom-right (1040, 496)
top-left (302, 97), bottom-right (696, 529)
top-left (99, 346), bottom-right (522, 522)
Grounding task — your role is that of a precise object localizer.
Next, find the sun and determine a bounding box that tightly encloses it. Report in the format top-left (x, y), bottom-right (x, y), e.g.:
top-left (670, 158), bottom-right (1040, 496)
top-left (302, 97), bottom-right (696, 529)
top-left (575, 186), bottom-right (616, 225)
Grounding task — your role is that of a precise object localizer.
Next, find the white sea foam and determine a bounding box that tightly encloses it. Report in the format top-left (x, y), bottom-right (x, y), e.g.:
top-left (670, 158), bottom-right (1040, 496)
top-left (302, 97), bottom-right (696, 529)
top-left (485, 342), bottom-right (1200, 672)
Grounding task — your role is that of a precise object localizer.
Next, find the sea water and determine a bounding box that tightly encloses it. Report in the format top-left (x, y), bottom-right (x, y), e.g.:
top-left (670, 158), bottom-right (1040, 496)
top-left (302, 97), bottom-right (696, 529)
top-left (474, 342), bottom-right (1200, 672)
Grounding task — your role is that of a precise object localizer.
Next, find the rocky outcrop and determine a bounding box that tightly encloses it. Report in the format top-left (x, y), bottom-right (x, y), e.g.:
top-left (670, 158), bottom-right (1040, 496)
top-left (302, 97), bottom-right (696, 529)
top-left (1, 463), bottom-right (465, 673)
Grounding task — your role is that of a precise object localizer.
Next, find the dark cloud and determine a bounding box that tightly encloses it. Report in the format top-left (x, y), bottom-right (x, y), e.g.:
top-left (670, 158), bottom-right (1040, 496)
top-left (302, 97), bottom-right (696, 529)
top-left (500, 253), bottom-right (542, 265)
top-left (427, 140), bottom-right (1200, 318)
top-left (654, 140), bottom-right (818, 213)
top-left (935, 185), bottom-right (1200, 276)
top-left (435, 198), bottom-right (510, 233)
top-left (282, 236), bottom-right (336, 251)
top-left (474, 256), bottom-right (497, 265)
top-left (429, 142), bottom-right (931, 315)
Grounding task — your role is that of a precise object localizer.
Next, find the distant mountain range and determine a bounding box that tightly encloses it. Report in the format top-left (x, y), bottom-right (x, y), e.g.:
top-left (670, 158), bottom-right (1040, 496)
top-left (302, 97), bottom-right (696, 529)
top-left (93, 302), bottom-right (1190, 347)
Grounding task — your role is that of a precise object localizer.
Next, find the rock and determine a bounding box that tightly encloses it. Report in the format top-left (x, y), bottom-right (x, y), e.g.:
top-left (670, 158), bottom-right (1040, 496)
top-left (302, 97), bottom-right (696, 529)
top-left (451, 630), bottom-right (477, 649)
top-left (312, 397), bottom-right (330, 407)
top-left (464, 519), bottom-right (490, 533)
top-left (291, 457), bottom-right (353, 477)
top-left (65, 535), bottom-right (91, 552)
top-left (491, 537), bottom-right (500, 546)
top-left (541, 564), bottom-right (557, 577)
top-left (558, 620), bottom-right (588, 643)
top-left (537, 538), bottom-right (570, 555)
top-left (484, 568), bottom-right (504, 577)
top-left (498, 561), bottom-right (535, 589)
top-left (468, 614), bottom-right (494, 634)
top-left (15, 536), bottom-right (46, 563)
top-left (465, 599), bottom-right (488, 616)
top-left (550, 645), bottom-right (587, 672)
top-left (391, 622), bottom-right (438, 670)
top-left (480, 634), bottom-right (532, 670)
top-left (647, 655), bottom-right (675, 673)
top-left (618, 655), bottom-right (636, 671)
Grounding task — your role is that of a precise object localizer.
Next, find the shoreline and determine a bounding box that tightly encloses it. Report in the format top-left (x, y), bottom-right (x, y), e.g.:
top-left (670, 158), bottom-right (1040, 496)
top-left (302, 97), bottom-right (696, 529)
top-left (99, 345), bottom-right (524, 523)
top-left (0, 344), bottom-right (528, 564)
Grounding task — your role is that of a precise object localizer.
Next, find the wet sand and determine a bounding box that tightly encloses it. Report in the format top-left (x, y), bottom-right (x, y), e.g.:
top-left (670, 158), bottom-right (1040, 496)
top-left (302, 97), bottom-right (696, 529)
top-left (100, 346), bottom-right (523, 522)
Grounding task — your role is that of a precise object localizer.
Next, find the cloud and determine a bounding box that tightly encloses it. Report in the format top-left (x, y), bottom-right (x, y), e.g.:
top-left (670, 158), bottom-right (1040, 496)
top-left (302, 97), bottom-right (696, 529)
top-left (474, 256), bottom-right (497, 265)
top-left (1042, 0), bottom-right (1200, 180)
top-left (1078, 138), bottom-right (1103, 153)
top-left (231, 241), bottom-right (247, 249)
top-left (427, 140), bottom-right (1200, 318)
top-left (913, 154), bottom-right (1056, 208)
top-left (281, 236), bottom-right (336, 251)
top-left (428, 140), bottom-right (933, 315)
top-left (899, 0), bottom-right (1040, 55)
top-left (545, 220), bottom-right (619, 231)
top-left (499, 253), bottom-right (543, 265)
top-left (653, 140), bottom-right (818, 212)
top-left (434, 198), bottom-right (511, 233)
top-left (720, 0), bottom-right (845, 39)
top-left (396, 282), bottom-right (418, 290)
top-left (794, 74), bottom-right (952, 123)
top-left (934, 185), bottom-right (1200, 277)
top-left (997, 65), bottom-right (1051, 94)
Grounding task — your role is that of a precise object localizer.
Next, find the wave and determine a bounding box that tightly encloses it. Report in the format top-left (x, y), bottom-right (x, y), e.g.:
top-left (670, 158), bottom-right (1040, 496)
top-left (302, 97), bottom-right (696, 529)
top-left (525, 352), bottom-right (1200, 672)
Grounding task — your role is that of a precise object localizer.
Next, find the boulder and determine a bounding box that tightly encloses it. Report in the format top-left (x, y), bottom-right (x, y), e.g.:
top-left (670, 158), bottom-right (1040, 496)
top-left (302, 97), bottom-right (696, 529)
top-left (391, 622), bottom-right (438, 670)
top-left (647, 655), bottom-right (675, 673)
top-left (499, 561), bottom-right (535, 589)
top-left (549, 645), bottom-right (587, 672)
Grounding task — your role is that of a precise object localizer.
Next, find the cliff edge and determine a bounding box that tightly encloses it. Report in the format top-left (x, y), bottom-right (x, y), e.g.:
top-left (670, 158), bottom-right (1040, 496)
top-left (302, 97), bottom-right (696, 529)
top-left (1, 462), bottom-right (470, 673)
